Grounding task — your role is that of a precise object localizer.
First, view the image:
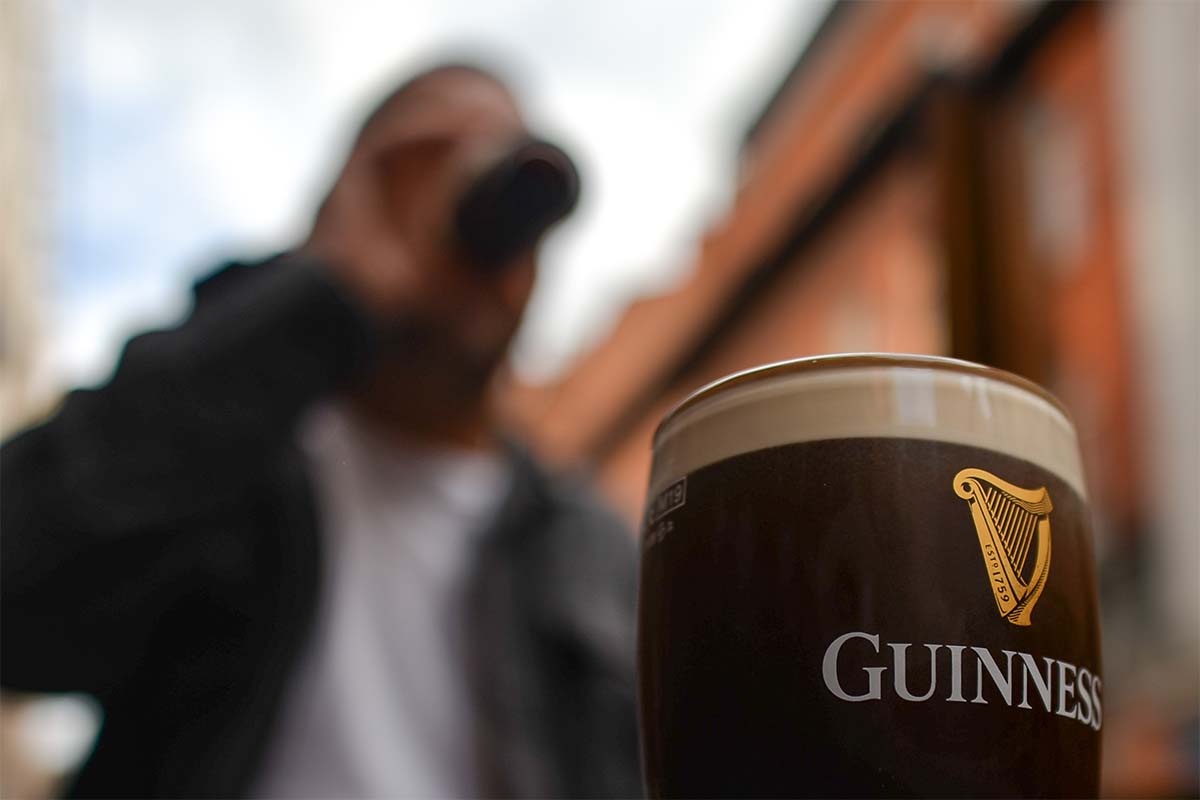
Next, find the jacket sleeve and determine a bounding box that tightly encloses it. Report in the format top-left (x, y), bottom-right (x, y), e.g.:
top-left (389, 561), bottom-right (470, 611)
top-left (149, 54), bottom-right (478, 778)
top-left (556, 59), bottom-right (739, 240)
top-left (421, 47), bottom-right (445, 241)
top-left (0, 255), bottom-right (376, 694)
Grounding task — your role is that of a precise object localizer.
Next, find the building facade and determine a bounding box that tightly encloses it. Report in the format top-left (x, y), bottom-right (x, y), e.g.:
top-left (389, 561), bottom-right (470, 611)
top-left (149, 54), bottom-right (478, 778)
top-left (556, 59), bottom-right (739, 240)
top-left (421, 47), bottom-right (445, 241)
top-left (0, 0), bottom-right (49, 438)
top-left (505, 2), bottom-right (1198, 795)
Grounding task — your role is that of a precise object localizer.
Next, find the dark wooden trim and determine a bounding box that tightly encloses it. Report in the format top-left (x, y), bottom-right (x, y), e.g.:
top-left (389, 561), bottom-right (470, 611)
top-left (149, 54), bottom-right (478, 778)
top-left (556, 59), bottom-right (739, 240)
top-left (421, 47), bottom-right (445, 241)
top-left (977, 0), bottom-right (1085, 93)
top-left (742, 1), bottom-right (1085, 150)
top-left (930, 81), bottom-right (993, 366)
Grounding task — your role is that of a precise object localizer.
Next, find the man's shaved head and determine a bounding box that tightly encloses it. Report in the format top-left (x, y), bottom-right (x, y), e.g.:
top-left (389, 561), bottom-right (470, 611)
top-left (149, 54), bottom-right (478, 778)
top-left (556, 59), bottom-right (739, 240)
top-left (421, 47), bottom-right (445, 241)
top-left (355, 62), bottom-right (518, 143)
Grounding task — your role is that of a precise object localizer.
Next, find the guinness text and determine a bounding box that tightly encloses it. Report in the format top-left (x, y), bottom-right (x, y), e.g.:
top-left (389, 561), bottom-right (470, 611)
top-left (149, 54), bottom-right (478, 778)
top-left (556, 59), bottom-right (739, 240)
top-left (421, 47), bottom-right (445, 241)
top-left (822, 631), bottom-right (1102, 731)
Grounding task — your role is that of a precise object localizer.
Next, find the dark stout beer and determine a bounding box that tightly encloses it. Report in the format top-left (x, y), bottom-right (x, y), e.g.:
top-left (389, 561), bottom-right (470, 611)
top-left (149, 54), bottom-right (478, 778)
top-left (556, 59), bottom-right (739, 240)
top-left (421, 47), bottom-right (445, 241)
top-left (638, 355), bottom-right (1101, 798)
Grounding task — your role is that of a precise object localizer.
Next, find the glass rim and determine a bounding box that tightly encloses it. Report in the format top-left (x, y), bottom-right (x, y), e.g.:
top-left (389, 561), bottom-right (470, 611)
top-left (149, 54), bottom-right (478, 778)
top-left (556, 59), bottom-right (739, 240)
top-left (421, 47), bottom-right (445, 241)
top-left (654, 353), bottom-right (1074, 447)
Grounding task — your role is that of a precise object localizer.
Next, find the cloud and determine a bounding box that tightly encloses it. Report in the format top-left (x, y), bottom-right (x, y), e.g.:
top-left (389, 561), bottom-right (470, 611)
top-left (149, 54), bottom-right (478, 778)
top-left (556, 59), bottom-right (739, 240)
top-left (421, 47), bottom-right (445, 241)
top-left (49, 0), bottom-right (828, 386)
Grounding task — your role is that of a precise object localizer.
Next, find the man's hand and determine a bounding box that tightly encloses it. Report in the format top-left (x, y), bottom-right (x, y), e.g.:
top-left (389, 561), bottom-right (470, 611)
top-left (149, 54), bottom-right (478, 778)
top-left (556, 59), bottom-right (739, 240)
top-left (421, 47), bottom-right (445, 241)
top-left (302, 132), bottom-right (472, 321)
top-left (307, 131), bottom-right (534, 353)
top-left (301, 146), bottom-right (421, 319)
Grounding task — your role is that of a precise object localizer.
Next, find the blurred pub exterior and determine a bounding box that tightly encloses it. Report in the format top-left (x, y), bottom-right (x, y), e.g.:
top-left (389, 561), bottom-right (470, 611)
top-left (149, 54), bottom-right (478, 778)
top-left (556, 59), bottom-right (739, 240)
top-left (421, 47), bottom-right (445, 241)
top-left (0, 0), bottom-right (1194, 796)
top-left (505, 1), bottom-right (1198, 795)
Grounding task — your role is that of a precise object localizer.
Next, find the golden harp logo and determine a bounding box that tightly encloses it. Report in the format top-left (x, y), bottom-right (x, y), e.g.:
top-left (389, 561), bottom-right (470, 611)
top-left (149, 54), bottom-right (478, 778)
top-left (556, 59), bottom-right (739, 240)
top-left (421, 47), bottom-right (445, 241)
top-left (953, 468), bottom-right (1053, 626)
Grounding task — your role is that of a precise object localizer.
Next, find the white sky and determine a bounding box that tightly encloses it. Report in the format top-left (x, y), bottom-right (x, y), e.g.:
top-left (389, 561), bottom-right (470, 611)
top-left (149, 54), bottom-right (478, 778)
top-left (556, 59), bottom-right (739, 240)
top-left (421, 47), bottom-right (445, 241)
top-left (47, 0), bottom-right (828, 387)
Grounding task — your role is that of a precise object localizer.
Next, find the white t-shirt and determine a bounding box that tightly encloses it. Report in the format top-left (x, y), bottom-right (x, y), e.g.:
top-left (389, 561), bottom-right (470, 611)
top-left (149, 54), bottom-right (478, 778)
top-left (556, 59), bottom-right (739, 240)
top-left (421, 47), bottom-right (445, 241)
top-left (250, 405), bottom-right (511, 799)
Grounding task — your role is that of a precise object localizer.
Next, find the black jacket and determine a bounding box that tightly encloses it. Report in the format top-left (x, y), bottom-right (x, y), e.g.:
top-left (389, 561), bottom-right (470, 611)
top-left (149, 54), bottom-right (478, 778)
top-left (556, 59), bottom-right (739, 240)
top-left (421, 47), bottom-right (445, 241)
top-left (1, 255), bottom-right (641, 798)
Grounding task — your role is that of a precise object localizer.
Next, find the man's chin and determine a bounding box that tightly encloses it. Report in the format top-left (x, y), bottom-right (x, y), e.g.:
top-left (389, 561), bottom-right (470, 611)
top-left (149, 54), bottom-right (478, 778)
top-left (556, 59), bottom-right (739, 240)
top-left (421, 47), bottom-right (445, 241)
top-left (350, 357), bottom-right (496, 419)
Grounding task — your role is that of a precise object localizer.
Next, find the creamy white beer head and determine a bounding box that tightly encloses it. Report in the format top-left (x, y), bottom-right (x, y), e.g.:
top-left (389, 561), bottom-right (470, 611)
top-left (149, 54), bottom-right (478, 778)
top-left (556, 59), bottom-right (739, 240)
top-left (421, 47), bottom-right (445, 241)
top-left (650, 353), bottom-right (1086, 500)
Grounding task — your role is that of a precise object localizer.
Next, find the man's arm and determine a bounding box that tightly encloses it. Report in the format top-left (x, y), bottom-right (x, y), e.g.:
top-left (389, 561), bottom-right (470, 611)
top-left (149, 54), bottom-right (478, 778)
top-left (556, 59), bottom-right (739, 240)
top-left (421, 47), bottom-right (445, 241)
top-left (1, 255), bottom-right (375, 693)
top-left (2, 97), bottom-right (506, 693)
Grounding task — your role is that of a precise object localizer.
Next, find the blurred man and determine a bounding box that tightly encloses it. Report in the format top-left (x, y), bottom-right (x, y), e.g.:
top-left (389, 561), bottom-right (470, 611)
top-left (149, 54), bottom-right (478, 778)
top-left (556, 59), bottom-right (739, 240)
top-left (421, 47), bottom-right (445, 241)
top-left (1, 64), bottom-right (640, 798)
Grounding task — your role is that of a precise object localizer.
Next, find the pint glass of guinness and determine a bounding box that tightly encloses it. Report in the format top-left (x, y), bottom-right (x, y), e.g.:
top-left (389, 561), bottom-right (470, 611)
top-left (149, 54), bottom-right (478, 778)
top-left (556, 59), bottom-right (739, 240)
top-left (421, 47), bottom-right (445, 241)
top-left (638, 355), bottom-right (1101, 798)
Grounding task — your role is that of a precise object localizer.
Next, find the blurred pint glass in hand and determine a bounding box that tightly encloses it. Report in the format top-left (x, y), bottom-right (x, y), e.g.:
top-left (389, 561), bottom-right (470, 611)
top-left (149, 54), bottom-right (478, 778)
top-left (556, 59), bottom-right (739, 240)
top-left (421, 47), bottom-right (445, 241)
top-left (637, 355), bottom-right (1102, 798)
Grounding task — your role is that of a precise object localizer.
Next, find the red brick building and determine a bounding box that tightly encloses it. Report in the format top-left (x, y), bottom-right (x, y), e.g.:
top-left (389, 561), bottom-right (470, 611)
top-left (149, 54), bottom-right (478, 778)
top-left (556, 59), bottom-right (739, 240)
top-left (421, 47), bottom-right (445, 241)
top-left (508, 1), bottom-right (1139, 536)
top-left (504, 4), bottom-right (1199, 793)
